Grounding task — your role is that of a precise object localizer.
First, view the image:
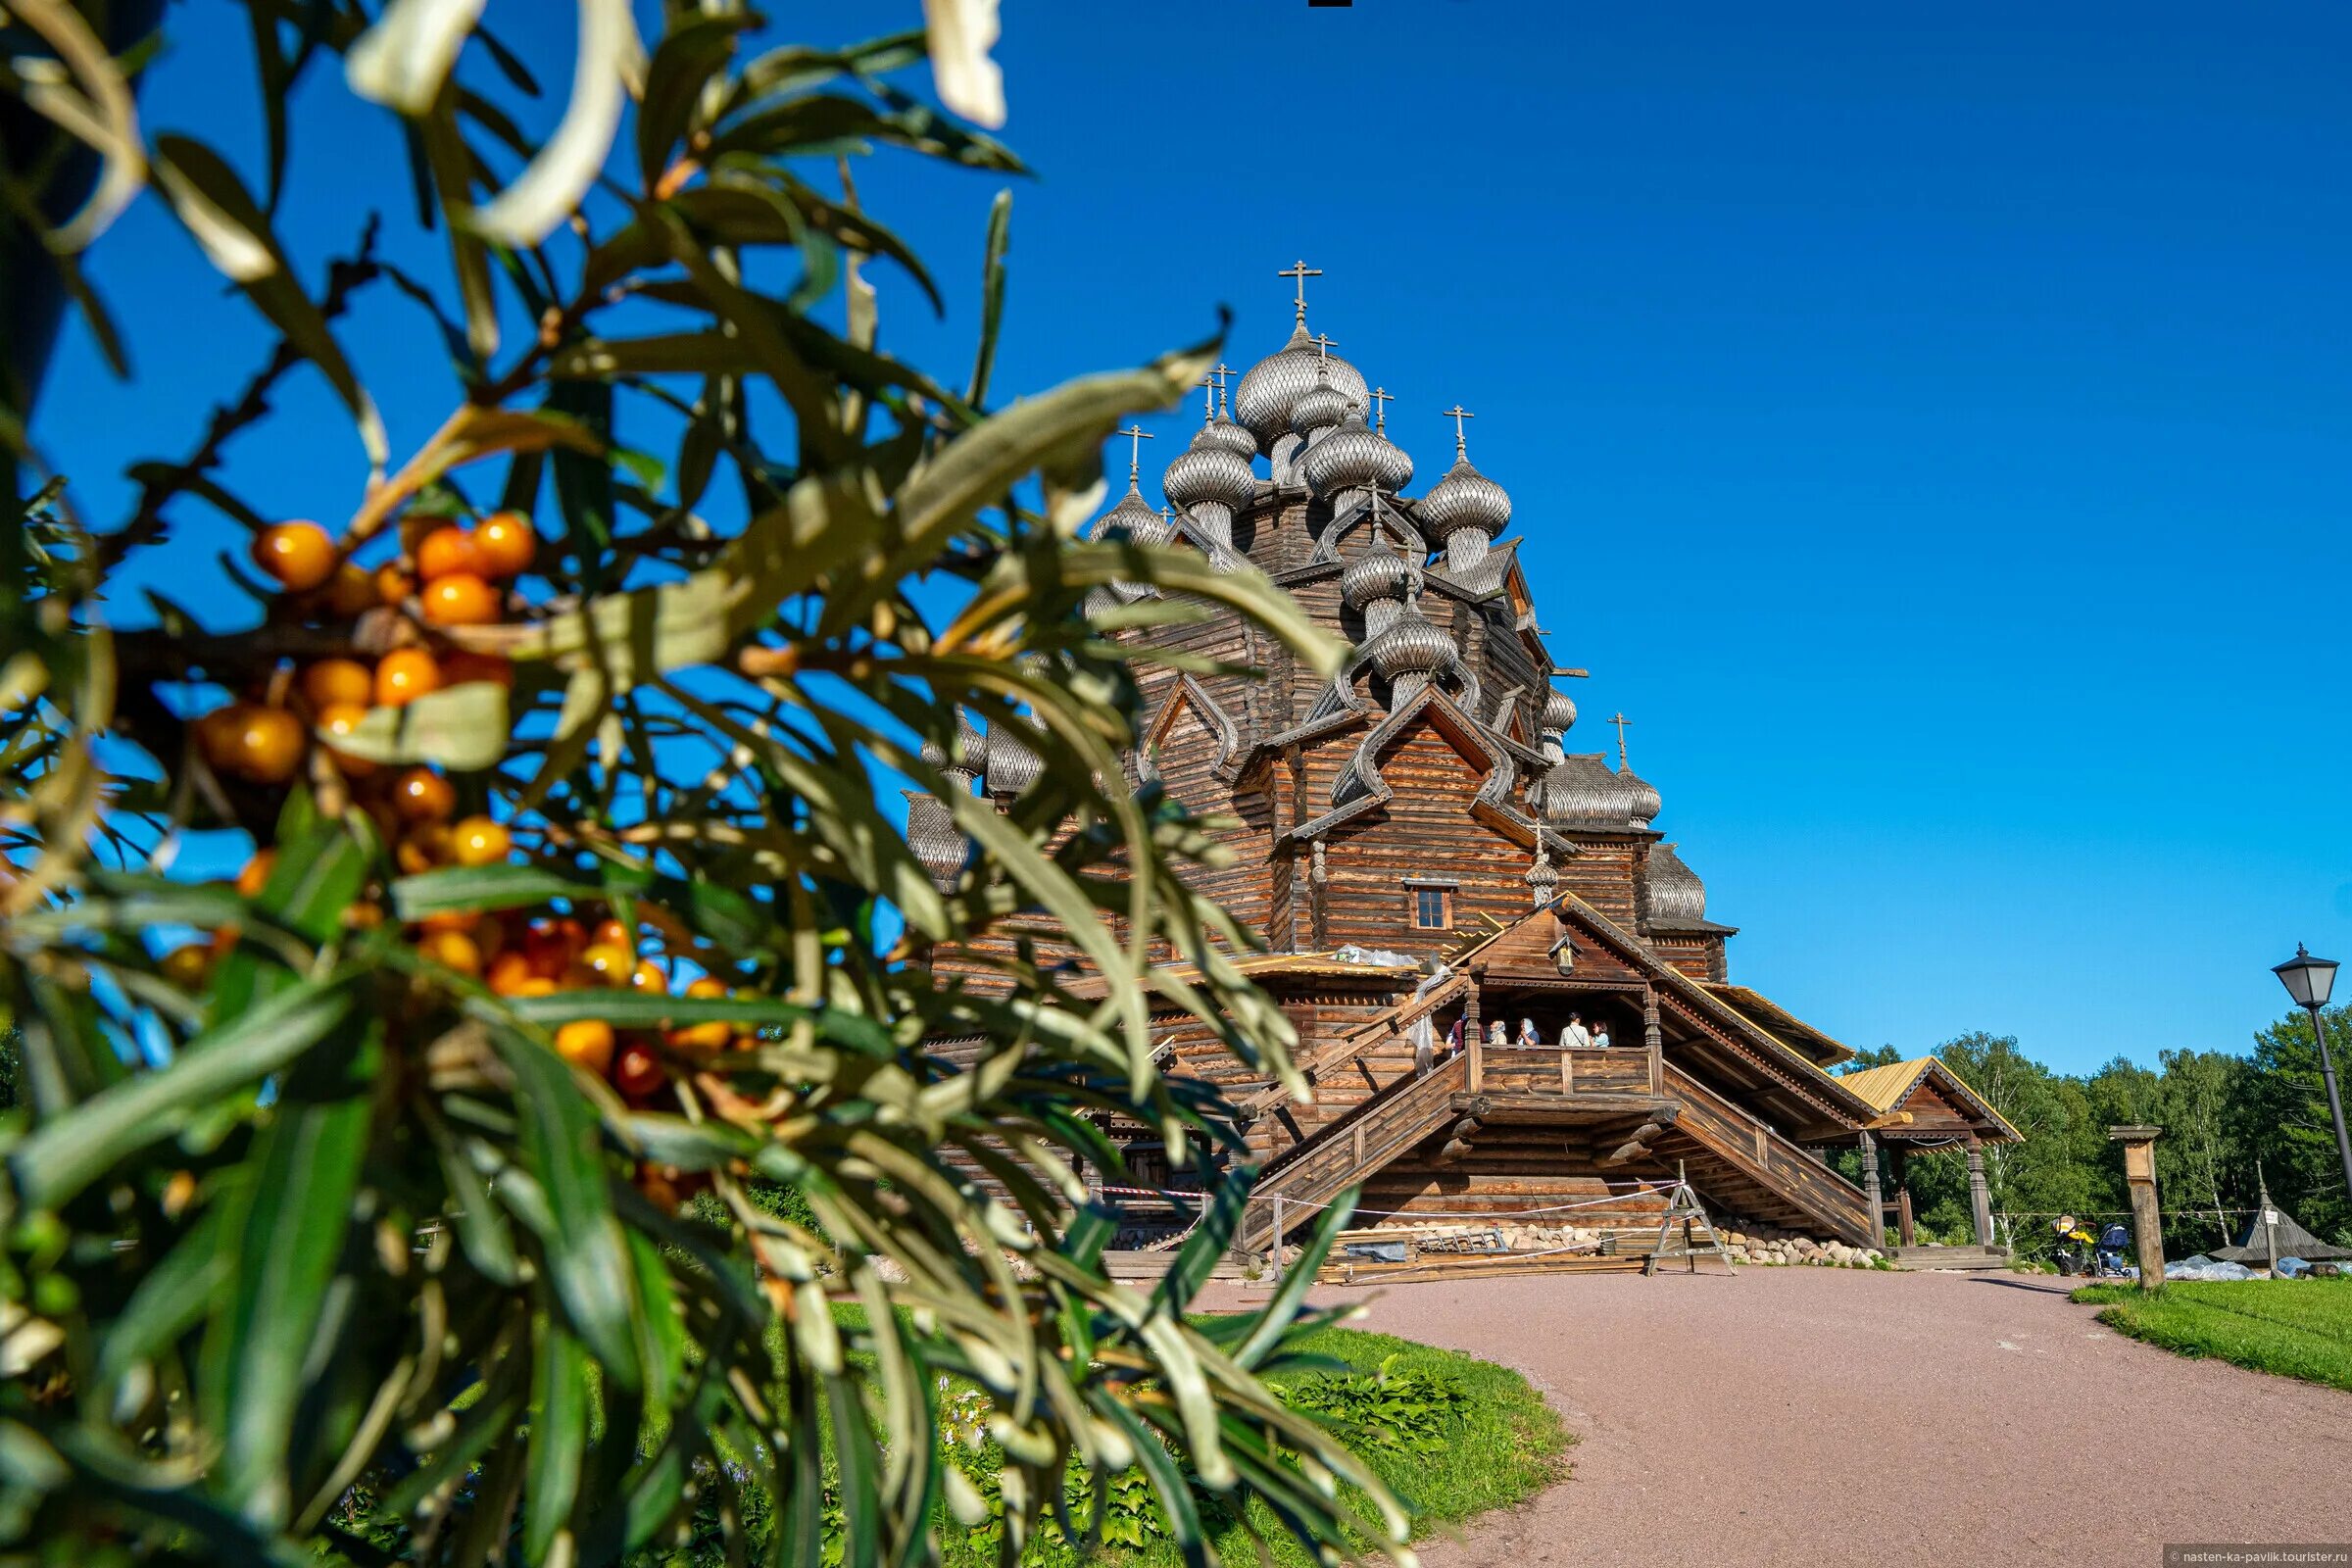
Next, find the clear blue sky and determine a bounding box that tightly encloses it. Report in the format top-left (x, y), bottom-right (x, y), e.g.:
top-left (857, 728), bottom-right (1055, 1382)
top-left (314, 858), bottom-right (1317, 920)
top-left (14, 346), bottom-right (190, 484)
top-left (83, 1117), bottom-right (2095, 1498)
top-left (33, 2), bottom-right (2352, 1074)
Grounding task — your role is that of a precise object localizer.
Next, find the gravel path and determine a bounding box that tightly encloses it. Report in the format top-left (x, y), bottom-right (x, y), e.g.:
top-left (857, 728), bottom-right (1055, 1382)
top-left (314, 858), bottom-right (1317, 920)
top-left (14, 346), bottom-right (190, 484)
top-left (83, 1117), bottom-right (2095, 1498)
top-left (1199, 1266), bottom-right (2352, 1566)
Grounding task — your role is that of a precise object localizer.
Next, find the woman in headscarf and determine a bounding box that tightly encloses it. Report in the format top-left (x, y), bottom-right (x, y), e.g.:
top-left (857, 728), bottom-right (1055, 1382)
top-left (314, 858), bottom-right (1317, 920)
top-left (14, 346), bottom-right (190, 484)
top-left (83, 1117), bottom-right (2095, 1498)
top-left (1487, 1019), bottom-right (1508, 1050)
top-left (1516, 1017), bottom-right (1543, 1049)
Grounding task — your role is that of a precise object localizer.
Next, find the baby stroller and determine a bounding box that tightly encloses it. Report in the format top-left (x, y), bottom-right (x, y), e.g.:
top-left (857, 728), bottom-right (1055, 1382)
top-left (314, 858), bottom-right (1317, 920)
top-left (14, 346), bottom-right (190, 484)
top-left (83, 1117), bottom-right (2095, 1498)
top-left (2095, 1222), bottom-right (2131, 1278)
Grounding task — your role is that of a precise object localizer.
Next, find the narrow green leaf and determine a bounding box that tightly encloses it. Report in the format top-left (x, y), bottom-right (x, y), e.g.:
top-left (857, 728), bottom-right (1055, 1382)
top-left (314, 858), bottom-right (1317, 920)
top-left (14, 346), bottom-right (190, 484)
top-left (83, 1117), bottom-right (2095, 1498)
top-left (322, 680), bottom-right (509, 770)
top-left (489, 1029), bottom-right (643, 1392)
top-left (522, 1319), bottom-right (589, 1564)
top-left (10, 978), bottom-right (354, 1207)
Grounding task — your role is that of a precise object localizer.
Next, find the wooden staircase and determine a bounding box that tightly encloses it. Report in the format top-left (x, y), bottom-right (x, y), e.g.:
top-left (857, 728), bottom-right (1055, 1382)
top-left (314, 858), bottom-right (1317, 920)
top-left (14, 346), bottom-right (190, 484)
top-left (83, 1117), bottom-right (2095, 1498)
top-left (1235, 1051), bottom-right (1876, 1254)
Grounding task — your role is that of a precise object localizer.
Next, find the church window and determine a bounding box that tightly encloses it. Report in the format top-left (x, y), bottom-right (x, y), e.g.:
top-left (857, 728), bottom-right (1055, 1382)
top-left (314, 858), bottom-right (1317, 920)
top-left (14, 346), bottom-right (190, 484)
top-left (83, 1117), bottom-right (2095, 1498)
top-left (1412, 886), bottom-right (1451, 929)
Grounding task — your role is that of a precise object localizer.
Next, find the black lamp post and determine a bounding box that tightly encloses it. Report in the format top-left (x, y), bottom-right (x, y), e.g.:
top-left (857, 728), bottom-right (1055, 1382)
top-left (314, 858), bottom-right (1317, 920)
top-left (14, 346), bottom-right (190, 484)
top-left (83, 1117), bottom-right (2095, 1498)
top-left (2272, 945), bottom-right (2352, 1207)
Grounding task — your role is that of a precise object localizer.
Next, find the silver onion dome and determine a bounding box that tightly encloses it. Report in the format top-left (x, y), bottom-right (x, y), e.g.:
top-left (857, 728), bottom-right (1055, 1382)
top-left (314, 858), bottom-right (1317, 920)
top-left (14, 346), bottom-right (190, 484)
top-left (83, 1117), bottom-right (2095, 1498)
top-left (1163, 433), bottom-right (1255, 513)
top-left (1204, 409), bottom-right (1258, 461)
top-left (1643, 843), bottom-right (1707, 925)
top-left (1291, 381), bottom-right (1350, 442)
top-left (1301, 410), bottom-right (1409, 501)
top-left (1095, 484), bottom-right (1167, 547)
top-left (1620, 765), bottom-right (1662, 828)
top-left (1541, 688), bottom-right (1578, 736)
top-left (1341, 545), bottom-right (1412, 612)
top-left (905, 791), bottom-right (966, 888)
top-left (1367, 602), bottom-right (1451, 682)
top-left (1234, 323), bottom-right (1368, 451)
top-left (1418, 454), bottom-right (1512, 540)
top-left (982, 718), bottom-right (1043, 798)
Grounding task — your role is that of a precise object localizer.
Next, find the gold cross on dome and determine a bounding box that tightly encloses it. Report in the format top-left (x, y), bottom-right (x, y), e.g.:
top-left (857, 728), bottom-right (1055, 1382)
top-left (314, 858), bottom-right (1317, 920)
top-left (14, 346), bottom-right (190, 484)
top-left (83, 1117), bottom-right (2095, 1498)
top-left (1608, 711), bottom-right (1633, 767)
top-left (1278, 260), bottom-right (1322, 322)
top-left (1368, 385), bottom-right (1394, 432)
top-left (1117, 422), bottom-right (1154, 484)
top-left (1444, 404), bottom-right (1475, 457)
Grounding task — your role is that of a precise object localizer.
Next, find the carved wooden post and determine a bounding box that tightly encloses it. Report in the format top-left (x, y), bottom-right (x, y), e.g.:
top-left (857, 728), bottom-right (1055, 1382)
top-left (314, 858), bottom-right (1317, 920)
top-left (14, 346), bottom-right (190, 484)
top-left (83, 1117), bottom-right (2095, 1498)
top-left (1271, 1194), bottom-right (1288, 1277)
top-left (2108, 1126), bottom-right (2163, 1288)
top-left (1465, 966), bottom-right (1485, 1094)
top-left (1965, 1137), bottom-right (1994, 1249)
top-left (1642, 982), bottom-right (1663, 1093)
top-left (1858, 1129), bottom-right (1884, 1250)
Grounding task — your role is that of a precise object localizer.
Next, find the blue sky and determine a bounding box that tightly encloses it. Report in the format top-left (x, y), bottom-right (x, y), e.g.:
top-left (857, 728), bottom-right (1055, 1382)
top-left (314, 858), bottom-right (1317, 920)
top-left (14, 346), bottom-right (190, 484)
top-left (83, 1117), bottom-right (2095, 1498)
top-left (32, 2), bottom-right (2352, 1073)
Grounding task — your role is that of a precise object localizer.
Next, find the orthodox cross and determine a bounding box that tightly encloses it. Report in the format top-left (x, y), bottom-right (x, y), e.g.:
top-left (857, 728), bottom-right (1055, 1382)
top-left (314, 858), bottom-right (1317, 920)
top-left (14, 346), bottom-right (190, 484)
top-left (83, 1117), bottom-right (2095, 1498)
top-left (1199, 370), bottom-right (1218, 422)
top-left (1312, 331), bottom-right (1341, 368)
top-left (1608, 711), bottom-right (1634, 767)
top-left (1368, 385), bottom-right (1394, 433)
top-left (1279, 260), bottom-right (1322, 323)
top-left (1212, 362), bottom-right (1236, 417)
top-left (1117, 422), bottom-right (1154, 485)
top-left (1444, 404), bottom-right (1475, 458)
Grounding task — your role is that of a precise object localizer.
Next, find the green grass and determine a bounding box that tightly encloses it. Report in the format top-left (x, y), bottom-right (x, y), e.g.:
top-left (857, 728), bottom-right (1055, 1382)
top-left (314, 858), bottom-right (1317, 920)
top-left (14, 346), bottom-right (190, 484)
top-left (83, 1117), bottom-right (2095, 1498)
top-left (2072, 1276), bottom-right (2352, 1393)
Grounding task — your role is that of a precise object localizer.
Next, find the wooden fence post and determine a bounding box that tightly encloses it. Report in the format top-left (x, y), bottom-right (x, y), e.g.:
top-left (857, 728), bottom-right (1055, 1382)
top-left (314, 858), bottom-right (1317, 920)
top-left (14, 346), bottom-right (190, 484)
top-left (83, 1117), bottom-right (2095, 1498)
top-left (1271, 1194), bottom-right (1288, 1280)
top-left (2108, 1125), bottom-right (2164, 1289)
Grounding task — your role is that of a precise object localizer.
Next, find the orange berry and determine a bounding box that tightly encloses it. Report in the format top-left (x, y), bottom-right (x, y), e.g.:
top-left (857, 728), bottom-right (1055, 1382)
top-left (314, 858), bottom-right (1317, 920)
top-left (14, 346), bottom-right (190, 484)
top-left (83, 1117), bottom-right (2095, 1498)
top-left (555, 1019), bottom-right (616, 1075)
top-left (235, 850), bottom-right (276, 900)
top-left (612, 1043), bottom-right (664, 1101)
top-left (487, 951), bottom-right (537, 995)
top-left (421, 573), bottom-right (500, 627)
top-left (670, 1019), bottom-right (732, 1054)
top-left (442, 650), bottom-right (514, 690)
top-left (391, 767), bottom-right (457, 823)
top-left (195, 703), bottom-right (246, 770)
top-left (395, 824), bottom-right (453, 876)
top-left (315, 703), bottom-right (376, 778)
top-left (451, 816), bottom-right (511, 867)
top-left (374, 563), bottom-right (416, 607)
top-left (511, 976), bottom-right (558, 999)
top-left (251, 521), bottom-right (337, 593)
top-left (321, 563), bottom-right (379, 617)
top-left (473, 512), bottom-right (537, 578)
top-left (629, 960), bottom-right (668, 994)
top-left (591, 918), bottom-right (632, 951)
top-left (416, 525), bottom-right (481, 583)
top-left (418, 927), bottom-right (482, 977)
top-left (684, 977), bottom-right (729, 1000)
top-left (301, 658), bottom-right (374, 711)
top-left (229, 706), bottom-right (307, 784)
top-left (374, 648), bottom-right (441, 708)
top-left (580, 943), bottom-right (635, 985)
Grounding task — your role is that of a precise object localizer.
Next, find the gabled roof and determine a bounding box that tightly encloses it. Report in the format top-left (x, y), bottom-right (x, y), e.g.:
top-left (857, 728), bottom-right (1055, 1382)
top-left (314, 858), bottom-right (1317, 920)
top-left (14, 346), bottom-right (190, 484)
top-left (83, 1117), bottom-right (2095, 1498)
top-left (1703, 984), bottom-right (1855, 1066)
top-left (1838, 1056), bottom-right (2023, 1142)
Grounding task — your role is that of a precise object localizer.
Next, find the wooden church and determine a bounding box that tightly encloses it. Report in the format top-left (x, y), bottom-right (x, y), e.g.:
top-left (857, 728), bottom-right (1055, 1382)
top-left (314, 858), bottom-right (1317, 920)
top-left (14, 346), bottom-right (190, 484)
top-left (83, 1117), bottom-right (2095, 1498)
top-left (909, 266), bottom-right (2017, 1257)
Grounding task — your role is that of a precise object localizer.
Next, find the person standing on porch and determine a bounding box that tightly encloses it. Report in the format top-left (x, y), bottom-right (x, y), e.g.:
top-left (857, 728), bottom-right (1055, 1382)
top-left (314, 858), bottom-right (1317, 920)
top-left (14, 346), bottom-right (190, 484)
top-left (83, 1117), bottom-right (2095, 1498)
top-left (1516, 1017), bottom-right (1543, 1049)
top-left (1561, 1011), bottom-right (1593, 1049)
top-left (1591, 1018), bottom-right (1613, 1050)
top-left (1487, 1019), bottom-right (1508, 1049)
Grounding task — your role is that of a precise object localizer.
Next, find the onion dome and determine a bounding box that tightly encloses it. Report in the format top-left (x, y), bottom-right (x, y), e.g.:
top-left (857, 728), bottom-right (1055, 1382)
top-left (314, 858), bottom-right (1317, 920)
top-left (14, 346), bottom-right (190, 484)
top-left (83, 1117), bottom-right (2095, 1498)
top-left (1541, 688), bottom-right (1579, 737)
top-left (1524, 847), bottom-right (1559, 904)
top-left (982, 718), bottom-right (1042, 798)
top-left (1341, 545), bottom-right (1412, 612)
top-left (1290, 380), bottom-right (1350, 442)
top-left (905, 791), bottom-right (966, 888)
top-left (1642, 843), bottom-right (1707, 926)
top-left (1419, 453), bottom-right (1511, 541)
top-left (1234, 323), bottom-right (1367, 451)
top-left (1094, 483), bottom-right (1166, 547)
top-left (1367, 600), bottom-right (1450, 684)
top-left (1302, 409), bottom-right (1410, 502)
top-left (1163, 431), bottom-right (1255, 513)
top-left (1619, 764), bottom-right (1662, 828)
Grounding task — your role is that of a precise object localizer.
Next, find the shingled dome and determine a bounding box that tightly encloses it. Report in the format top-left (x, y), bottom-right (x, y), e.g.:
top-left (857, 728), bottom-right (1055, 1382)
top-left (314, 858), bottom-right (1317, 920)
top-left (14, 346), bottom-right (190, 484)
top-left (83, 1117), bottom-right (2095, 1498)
top-left (1418, 452), bottom-right (1511, 540)
top-left (1642, 842), bottom-right (1706, 925)
top-left (1163, 429), bottom-right (1256, 513)
top-left (1234, 322), bottom-right (1367, 451)
top-left (1302, 408), bottom-right (1411, 501)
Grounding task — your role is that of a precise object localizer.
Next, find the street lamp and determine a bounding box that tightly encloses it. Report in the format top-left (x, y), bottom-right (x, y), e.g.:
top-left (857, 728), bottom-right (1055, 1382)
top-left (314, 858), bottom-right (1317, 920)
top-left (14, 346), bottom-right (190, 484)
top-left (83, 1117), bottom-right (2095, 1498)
top-left (2272, 944), bottom-right (2352, 1208)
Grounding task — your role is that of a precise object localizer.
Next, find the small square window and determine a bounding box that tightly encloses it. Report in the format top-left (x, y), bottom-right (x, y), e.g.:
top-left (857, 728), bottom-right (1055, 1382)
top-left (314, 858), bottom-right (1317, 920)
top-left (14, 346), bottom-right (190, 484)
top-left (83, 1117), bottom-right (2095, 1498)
top-left (1412, 886), bottom-right (1451, 929)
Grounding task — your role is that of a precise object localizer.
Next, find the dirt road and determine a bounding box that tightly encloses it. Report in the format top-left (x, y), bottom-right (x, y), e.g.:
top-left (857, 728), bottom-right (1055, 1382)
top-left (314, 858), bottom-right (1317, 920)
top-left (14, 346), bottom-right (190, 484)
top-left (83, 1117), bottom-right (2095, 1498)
top-left (1200, 1266), bottom-right (2351, 1566)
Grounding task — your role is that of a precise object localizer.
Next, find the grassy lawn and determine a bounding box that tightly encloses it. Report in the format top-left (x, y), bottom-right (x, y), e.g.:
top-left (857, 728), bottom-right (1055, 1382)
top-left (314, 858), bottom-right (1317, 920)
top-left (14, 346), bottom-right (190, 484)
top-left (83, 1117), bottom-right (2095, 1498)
top-left (918, 1318), bottom-right (1569, 1567)
top-left (2072, 1276), bottom-right (2352, 1394)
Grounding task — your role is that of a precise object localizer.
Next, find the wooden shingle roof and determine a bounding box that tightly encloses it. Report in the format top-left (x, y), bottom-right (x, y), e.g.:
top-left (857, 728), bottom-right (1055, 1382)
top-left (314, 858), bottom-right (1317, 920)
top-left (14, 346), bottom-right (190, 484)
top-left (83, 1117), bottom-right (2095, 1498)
top-left (1839, 1056), bottom-right (2023, 1142)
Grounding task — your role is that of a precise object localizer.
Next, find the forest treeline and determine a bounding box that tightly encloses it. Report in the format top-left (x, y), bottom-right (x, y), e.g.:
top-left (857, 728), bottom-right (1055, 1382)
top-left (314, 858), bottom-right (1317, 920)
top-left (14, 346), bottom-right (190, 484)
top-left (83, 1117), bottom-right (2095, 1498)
top-left (1835, 1006), bottom-right (2352, 1255)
